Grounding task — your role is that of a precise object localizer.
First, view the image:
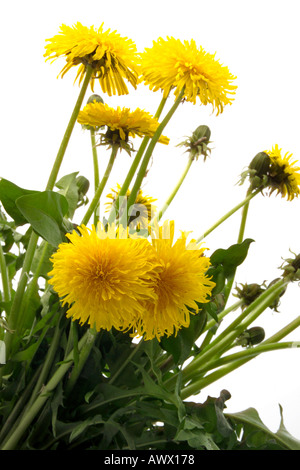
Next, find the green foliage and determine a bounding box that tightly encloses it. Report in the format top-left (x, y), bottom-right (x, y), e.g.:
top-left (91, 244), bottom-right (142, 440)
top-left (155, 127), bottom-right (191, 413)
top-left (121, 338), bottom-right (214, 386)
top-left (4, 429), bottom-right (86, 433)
top-left (1, 320), bottom-right (296, 450)
top-left (16, 190), bottom-right (70, 247)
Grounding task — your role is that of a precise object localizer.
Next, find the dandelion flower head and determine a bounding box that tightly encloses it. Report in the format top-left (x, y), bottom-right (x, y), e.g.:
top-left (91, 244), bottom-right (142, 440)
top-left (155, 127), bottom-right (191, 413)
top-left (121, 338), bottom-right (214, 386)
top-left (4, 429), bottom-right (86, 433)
top-left (140, 37), bottom-right (237, 114)
top-left (265, 144), bottom-right (300, 200)
top-left (44, 22), bottom-right (139, 95)
top-left (134, 220), bottom-right (216, 341)
top-left (77, 101), bottom-right (169, 145)
top-left (48, 223), bottom-right (159, 333)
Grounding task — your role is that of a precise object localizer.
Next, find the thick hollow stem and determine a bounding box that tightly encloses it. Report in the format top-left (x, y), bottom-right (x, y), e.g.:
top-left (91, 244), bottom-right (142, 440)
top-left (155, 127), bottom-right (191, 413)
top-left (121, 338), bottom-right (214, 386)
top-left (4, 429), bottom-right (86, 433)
top-left (1, 331), bottom-right (89, 450)
top-left (181, 315), bottom-right (300, 400)
top-left (124, 89), bottom-right (185, 226)
top-left (106, 95), bottom-right (169, 226)
top-left (46, 66), bottom-right (93, 191)
top-left (196, 188), bottom-right (261, 243)
top-left (80, 145), bottom-right (118, 226)
top-left (151, 156), bottom-right (194, 224)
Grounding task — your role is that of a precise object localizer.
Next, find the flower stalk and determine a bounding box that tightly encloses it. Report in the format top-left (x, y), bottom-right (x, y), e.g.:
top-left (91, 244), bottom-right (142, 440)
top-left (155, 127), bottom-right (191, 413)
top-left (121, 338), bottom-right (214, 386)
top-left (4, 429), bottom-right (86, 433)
top-left (196, 188), bottom-right (261, 243)
top-left (90, 128), bottom-right (100, 225)
top-left (151, 155), bottom-right (194, 224)
top-left (181, 314), bottom-right (300, 400)
top-left (0, 331), bottom-right (90, 450)
top-left (46, 66), bottom-right (93, 191)
top-left (122, 88), bottom-right (185, 226)
top-left (106, 94), bottom-right (168, 225)
top-left (80, 144), bottom-right (118, 226)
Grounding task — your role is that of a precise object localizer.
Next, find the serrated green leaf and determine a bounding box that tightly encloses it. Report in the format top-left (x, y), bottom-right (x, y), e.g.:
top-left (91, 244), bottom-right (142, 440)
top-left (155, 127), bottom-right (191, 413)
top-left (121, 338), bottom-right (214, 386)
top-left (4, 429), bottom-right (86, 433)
top-left (226, 406), bottom-right (300, 450)
top-left (69, 414), bottom-right (104, 442)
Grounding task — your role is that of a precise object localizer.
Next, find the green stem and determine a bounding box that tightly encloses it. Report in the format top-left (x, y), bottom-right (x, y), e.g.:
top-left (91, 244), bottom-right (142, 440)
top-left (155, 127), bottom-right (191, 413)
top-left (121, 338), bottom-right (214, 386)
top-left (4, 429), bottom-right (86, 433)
top-left (237, 190), bottom-right (251, 243)
top-left (90, 128), bottom-right (100, 225)
top-left (81, 144), bottom-right (118, 226)
top-left (124, 88), bottom-right (185, 226)
top-left (0, 363), bottom-right (43, 444)
top-left (106, 94), bottom-right (168, 225)
top-left (180, 342), bottom-right (300, 400)
top-left (3, 231), bottom-right (39, 362)
top-left (1, 68), bottom-right (93, 366)
top-left (0, 242), bottom-right (11, 303)
top-left (151, 156), bottom-right (194, 224)
top-left (1, 331), bottom-right (89, 450)
top-left (64, 327), bottom-right (98, 397)
top-left (194, 341), bottom-right (300, 377)
top-left (109, 338), bottom-right (144, 385)
top-left (181, 315), bottom-right (300, 399)
top-left (223, 191), bottom-right (252, 306)
top-left (26, 311), bottom-right (64, 410)
top-left (45, 66), bottom-right (93, 191)
top-left (202, 299), bottom-right (244, 334)
top-left (166, 277), bottom-right (289, 389)
top-left (196, 188), bottom-right (261, 243)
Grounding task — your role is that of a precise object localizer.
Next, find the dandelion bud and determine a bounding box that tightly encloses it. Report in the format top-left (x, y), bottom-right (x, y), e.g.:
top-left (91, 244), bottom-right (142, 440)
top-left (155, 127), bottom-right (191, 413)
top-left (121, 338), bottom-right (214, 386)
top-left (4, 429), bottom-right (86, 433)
top-left (239, 151), bottom-right (271, 189)
top-left (177, 124), bottom-right (212, 161)
top-left (87, 94), bottom-right (104, 105)
top-left (235, 282), bottom-right (265, 308)
top-left (76, 175), bottom-right (90, 196)
top-left (281, 253), bottom-right (300, 281)
top-left (236, 326), bottom-right (265, 347)
top-left (249, 152), bottom-right (271, 177)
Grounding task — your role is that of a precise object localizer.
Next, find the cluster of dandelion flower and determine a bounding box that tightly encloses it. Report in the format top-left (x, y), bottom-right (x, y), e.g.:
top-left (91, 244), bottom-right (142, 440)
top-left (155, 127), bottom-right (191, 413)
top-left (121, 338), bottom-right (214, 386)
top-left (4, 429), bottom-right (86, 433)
top-left (48, 221), bottom-right (215, 341)
top-left (241, 145), bottom-right (300, 200)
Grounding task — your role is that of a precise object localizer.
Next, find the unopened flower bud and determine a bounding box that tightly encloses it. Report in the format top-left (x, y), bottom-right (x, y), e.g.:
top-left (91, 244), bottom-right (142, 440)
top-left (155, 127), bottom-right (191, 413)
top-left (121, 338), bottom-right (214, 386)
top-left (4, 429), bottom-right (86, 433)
top-left (87, 94), bottom-right (104, 105)
top-left (235, 282), bottom-right (265, 308)
top-left (281, 253), bottom-right (300, 282)
top-left (239, 151), bottom-right (271, 189)
top-left (249, 152), bottom-right (271, 177)
top-left (177, 124), bottom-right (212, 161)
top-left (236, 326), bottom-right (265, 347)
top-left (76, 176), bottom-right (90, 196)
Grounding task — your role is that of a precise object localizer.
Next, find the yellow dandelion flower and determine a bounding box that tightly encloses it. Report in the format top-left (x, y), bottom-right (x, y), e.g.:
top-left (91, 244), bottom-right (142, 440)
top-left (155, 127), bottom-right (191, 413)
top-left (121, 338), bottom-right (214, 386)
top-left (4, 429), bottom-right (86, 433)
top-left (105, 183), bottom-right (157, 230)
top-left (265, 144), bottom-right (300, 200)
top-left (44, 22), bottom-right (139, 95)
top-left (77, 101), bottom-right (170, 146)
top-left (134, 221), bottom-right (216, 341)
top-left (48, 223), bottom-right (159, 333)
top-left (140, 37), bottom-right (237, 114)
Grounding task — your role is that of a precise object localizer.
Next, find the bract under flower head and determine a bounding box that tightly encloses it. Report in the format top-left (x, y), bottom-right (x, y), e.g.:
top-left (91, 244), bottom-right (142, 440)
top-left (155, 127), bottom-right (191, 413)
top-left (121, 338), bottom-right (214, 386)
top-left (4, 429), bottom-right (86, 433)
top-left (77, 102), bottom-right (169, 149)
top-left (134, 220), bottom-right (216, 341)
top-left (44, 22), bottom-right (139, 95)
top-left (140, 37), bottom-right (237, 114)
top-left (48, 223), bottom-right (159, 333)
top-left (264, 144), bottom-right (300, 201)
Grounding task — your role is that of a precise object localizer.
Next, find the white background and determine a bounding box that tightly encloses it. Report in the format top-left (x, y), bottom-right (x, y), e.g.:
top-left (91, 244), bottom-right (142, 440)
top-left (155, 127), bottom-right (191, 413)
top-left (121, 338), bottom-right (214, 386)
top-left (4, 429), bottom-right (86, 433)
top-left (1, 0), bottom-right (300, 440)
